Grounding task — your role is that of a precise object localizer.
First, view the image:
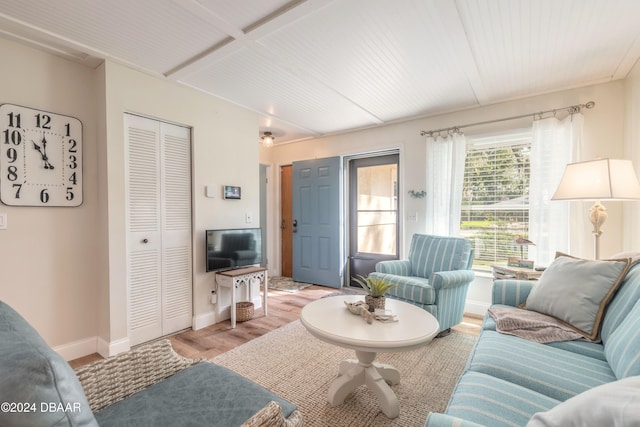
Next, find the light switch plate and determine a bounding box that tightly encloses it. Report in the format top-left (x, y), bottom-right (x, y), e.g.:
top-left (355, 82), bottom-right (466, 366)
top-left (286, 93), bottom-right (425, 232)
top-left (0, 213), bottom-right (7, 229)
top-left (205, 185), bottom-right (216, 198)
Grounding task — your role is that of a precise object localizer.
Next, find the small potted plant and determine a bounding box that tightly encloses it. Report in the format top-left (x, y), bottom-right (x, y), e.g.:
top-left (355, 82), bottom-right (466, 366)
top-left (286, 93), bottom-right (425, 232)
top-left (352, 274), bottom-right (397, 312)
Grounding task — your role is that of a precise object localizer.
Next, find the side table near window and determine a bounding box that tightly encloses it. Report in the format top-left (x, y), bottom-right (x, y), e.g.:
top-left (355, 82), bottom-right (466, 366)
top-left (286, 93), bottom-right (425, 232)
top-left (492, 264), bottom-right (542, 280)
top-left (216, 266), bottom-right (268, 328)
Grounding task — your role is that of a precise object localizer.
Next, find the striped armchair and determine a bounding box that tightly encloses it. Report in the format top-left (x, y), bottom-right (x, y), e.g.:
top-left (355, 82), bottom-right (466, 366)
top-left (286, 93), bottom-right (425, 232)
top-left (370, 234), bottom-right (475, 334)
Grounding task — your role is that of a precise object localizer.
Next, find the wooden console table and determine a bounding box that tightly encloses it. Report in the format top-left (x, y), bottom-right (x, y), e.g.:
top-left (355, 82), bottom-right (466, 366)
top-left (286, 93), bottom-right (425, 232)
top-left (216, 266), bottom-right (268, 328)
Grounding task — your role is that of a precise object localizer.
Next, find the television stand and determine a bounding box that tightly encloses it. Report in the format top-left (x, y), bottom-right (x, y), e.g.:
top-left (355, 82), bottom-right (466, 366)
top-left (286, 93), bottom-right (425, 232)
top-left (216, 266), bottom-right (268, 328)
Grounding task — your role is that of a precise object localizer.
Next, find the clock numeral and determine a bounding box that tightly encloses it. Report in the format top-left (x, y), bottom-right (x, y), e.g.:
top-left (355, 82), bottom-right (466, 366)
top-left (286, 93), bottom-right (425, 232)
top-left (69, 154), bottom-right (78, 169)
top-left (7, 112), bottom-right (21, 128)
top-left (3, 129), bottom-right (21, 145)
top-left (7, 165), bottom-right (18, 181)
top-left (68, 139), bottom-right (77, 152)
top-left (69, 172), bottom-right (77, 185)
top-left (35, 113), bottom-right (51, 129)
top-left (6, 147), bottom-right (17, 163)
top-left (40, 189), bottom-right (50, 204)
top-left (66, 187), bottom-right (74, 201)
top-left (12, 184), bottom-right (22, 199)
top-left (65, 123), bottom-right (71, 137)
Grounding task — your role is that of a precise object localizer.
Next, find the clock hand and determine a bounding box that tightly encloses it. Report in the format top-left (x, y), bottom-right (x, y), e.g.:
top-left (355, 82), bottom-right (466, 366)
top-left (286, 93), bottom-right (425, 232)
top-left (31, 137), bottom-right (54, 170)
top-left (40, 133), bottom-right (54, 170)
top-left (32, 140), bottom-right (46, 159)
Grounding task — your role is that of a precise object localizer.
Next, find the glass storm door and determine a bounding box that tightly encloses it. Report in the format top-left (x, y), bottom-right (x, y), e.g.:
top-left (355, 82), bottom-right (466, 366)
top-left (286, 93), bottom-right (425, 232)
top-left (348, 154), bottom-right (399, 286)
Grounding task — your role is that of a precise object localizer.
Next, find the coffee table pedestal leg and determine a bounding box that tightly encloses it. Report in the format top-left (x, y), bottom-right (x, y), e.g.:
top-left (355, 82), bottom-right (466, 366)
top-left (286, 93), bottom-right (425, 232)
top-left (328, 350), bottom-right (400, 419)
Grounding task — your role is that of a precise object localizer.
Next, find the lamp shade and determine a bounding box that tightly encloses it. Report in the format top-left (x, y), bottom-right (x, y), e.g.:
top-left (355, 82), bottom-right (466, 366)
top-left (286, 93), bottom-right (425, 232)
top-left (551, 158), bottom-right (640, 201)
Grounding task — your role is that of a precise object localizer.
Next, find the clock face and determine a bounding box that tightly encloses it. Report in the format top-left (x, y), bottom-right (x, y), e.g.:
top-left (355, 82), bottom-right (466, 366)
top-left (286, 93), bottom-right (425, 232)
top-left (0, 104), bottom-right (83, 206)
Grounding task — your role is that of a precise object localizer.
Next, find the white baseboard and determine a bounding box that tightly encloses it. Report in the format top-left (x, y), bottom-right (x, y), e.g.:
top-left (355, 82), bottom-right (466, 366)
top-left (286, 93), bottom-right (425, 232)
top-left (97, 336), bottom-right (130, 358)
top-left (193, 311), bottom-right (217, 330)
top-left (465, 300), bottom-right (490, 317)
top-left (53, 337), bottom-right (98, 361)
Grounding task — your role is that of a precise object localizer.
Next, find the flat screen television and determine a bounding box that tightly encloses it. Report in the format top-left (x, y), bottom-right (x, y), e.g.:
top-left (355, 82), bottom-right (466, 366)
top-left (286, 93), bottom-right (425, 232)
top-left (205, 228), bottom-right (263, 272)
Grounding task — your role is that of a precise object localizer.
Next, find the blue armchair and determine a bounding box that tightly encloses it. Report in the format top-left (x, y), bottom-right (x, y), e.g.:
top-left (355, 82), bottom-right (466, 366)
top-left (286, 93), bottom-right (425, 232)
top-left (369, 234), bottom-right (475, 334)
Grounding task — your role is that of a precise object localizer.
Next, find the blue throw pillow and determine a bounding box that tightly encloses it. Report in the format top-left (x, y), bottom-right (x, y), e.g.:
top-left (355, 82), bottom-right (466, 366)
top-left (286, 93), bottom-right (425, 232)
top-left (525, 253), bottom-right (630, 341)
top-left (0, 301), bottom-right (98, 426)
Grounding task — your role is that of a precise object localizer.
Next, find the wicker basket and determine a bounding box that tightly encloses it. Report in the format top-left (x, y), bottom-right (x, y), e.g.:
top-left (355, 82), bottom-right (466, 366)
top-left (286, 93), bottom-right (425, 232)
top-left (236, 301), bottom-right (254, 322)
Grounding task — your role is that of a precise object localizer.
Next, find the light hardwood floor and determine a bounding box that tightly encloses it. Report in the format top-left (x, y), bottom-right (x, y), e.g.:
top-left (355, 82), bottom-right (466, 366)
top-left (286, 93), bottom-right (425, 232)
top-left (69, 285), bottom-right (482, 368)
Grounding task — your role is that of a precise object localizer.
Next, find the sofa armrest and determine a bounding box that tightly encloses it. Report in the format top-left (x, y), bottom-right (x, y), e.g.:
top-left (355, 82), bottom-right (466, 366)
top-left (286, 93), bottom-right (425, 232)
top-left (431, 270), bottom-right (475, 291)
top-left (425, 413), bottom-right (486, 427)
top-left (375, 259), bottom-right (412, 276)
top-left (74, 339), bottom-right (200, 411)
top-left (492, 279), bottom-right (535, 306)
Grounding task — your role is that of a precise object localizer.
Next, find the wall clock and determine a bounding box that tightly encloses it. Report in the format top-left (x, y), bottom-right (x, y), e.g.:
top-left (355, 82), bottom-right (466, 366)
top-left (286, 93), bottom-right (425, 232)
top-left (0, 103), bottom-right (83, 206)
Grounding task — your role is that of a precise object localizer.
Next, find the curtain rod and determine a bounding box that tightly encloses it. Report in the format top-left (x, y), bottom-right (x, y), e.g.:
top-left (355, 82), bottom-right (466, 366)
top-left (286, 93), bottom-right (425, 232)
top-left (419, 101), bottom-right (595, 137)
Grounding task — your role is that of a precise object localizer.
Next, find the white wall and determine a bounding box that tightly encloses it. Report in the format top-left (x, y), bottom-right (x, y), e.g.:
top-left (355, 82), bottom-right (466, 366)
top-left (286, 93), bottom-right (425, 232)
top-left (263, 80), bottom-right (630, 315)
top-left (98, 61), bottom-right (260, 355)
top-left (0, 38), bottom-right (100, 358)
top-left (0, 38), bottom-right (262, 359)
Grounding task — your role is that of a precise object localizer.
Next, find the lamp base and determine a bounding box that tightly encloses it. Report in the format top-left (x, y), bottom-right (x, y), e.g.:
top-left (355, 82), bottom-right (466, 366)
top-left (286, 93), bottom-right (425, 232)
top-left (589, 201), bottom-right (607, 260)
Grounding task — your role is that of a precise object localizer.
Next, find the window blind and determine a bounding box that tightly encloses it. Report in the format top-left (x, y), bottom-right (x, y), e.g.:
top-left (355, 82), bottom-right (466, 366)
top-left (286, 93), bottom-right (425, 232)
top-left (460, 132), bottom-right (532, 267)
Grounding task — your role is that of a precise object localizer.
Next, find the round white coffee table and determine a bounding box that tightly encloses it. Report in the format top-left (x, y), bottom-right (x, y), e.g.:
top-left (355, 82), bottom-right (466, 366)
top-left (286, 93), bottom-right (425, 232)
top-left (300, 294), bottom-right (439, 418)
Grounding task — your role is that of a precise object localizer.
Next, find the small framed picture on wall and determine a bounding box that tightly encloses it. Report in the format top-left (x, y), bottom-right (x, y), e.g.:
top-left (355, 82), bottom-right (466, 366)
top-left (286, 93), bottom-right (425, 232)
top-left (223, 185), bottom-right (241, 199)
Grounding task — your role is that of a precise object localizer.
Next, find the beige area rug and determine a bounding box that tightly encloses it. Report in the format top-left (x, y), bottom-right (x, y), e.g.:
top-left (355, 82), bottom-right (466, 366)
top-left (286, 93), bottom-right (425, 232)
top-left (212, 320), bottom-right (475, 427)
top-left (267, 276), bottom-right (313, 292)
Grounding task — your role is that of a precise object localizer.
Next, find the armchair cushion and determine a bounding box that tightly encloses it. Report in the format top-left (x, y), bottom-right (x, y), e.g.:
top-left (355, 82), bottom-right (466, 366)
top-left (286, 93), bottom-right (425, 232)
top-left (381, 275), bottom-right (435, 304)
top-left (408, 234), bottom-right (473, 278)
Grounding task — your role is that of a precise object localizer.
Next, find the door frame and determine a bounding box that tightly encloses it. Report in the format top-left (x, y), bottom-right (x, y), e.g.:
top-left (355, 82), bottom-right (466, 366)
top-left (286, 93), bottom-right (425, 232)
top-left (344, 150), bottom-right (401, 286)
top-left (274, 148), bottom-right (404, 285)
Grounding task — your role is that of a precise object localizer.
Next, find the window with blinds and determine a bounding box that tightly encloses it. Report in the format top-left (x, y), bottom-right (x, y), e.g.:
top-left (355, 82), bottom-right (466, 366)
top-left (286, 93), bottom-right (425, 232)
top-left (460, 131), bottom-right (532, 268)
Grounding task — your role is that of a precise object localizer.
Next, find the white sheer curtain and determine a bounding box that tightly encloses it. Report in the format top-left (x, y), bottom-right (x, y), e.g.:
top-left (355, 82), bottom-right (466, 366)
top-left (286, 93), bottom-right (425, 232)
top-left (529, 114), bottom-right (584, 266)
top-left (425, 132), bottom-right (467, 236)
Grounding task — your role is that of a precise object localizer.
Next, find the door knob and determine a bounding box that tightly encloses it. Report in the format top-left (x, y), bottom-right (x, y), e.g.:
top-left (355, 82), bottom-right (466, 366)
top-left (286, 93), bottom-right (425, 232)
top-left (142, 238), bottom-right (149, 244)
top-left (292, 219), bottom-right (298, 233)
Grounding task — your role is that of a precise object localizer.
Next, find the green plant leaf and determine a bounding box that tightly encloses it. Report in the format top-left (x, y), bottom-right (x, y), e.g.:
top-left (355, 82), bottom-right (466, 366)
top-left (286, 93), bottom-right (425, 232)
top-left (351, 274), bottom-right (397, 297)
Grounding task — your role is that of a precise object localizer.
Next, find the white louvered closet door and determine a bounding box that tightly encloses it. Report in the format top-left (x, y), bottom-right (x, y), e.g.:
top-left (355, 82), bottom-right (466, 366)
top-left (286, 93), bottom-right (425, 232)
top-left (125, 114), bottom-right (192, 347)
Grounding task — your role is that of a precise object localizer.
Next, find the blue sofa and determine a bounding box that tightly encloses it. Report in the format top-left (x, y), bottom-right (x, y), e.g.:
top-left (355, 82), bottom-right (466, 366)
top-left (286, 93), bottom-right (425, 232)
top-left (370, 234), bottom-right (475, 333)
top-left (0, 301), bottom-right (302, 427)
top-left (425, 257), bottom-right (640, 427)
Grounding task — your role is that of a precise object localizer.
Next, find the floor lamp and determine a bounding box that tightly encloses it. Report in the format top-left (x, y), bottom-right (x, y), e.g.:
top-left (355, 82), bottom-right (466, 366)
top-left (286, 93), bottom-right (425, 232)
top-left (551, 158), bottom-right (640, 260)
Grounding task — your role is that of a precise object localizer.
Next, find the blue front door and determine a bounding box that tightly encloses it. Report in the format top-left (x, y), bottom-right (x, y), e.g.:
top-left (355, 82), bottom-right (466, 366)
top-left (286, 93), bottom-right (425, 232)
top-left (292, 156), bottom-right (341, 288)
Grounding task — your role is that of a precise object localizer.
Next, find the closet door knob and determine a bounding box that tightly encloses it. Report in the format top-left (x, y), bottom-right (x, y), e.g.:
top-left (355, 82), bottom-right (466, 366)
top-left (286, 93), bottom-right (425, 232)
top-left (142, 238), bottom-right (149, 244)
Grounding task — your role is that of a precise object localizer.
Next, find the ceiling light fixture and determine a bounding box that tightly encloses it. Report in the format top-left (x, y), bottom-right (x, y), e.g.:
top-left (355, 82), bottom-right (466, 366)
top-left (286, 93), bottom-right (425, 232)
top-left (261, 131), bottom-right (274, 147)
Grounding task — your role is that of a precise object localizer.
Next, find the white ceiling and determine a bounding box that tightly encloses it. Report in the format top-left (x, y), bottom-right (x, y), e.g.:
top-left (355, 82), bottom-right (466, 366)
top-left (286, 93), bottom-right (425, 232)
top-left (1, 0), bottom-right (640, 144)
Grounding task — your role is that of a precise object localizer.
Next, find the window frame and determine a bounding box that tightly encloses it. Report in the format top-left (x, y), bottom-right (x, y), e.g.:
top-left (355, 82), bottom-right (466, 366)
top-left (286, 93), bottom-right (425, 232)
top-left (460, 129), bottom-right (533, 270)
